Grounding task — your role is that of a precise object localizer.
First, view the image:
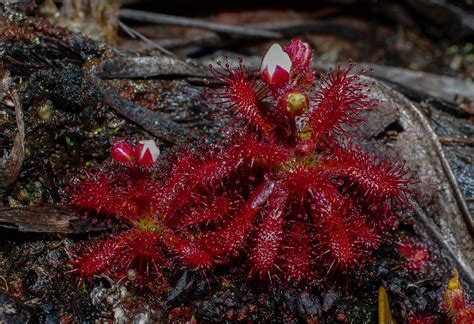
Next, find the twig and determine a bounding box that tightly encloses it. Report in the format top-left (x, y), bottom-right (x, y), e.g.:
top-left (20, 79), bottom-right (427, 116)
top-left (413, 202), bottom-right (474, 286)
top-left (372, 80), bottom-right (474, 286)
top-left (311, 61), bottom-right (474, 107)
top-left (0, 88), bottom-right (25, 199)
top-left (439, 137), bottom-right (474, 146)
top-left (99, 56), bottom-right (207, 79)
top-left (155, 33), bottom-right (219, 50)
top-left (119, 9), bottom-right (282, 39)
top-left (406, 96), bottom-right (474, 236)
top-left (0, 207), bottom-right (112, 234)
top-left (155, 19), bottom-right (365, 52)
top-left (256, 20), bottom-right (366, 40)
top-left (118, 21), bottom-right (176, 57)
top-left (406, 278), bottom-right (432, 289)
top-left (0, 276), bottom-right (8, 293)
top-left (403, 0), bottom-right (474, 38)
top-left (373, 77), bottom-right (470, 119)
top-left (87, 74), bottom-right (191, 143)
top-left (363, 64), bottom-right (474, 102)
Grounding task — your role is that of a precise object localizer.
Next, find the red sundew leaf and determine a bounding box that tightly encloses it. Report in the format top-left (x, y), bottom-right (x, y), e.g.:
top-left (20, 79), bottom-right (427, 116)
top-left (176, 196), bottom-right (233, 228)
top-left (407, 314), bottom-right (436, 324)
top-left (67, 39), bottom-right (417, 288)
top-left (329, 145), bottom-right (415, 211)
top-left (68, 171), bottom-right (113, 216)
top-left (397, 239), bottom-right (430, 273)
top-left (307, 63), bottom-right (375, 142)
top-left (280, 222), bottom-right (312, 283)
top-left (250, 184), bottom-right (289, 280)
top-left (69, 162), bottom-right (160, 223)
top-left (72, 228), bottom-right (167, 282)
top-left (349, 214), bottom-right (381, 250)
top-left (316, 214), bottom-right (373, 274)
top-left (283, 166), bottom-right (332, 205)
top-left (250, 214), bottom-right (284, 280)
top-left (72, 236), bottom-right (123, 278)
top-left (207, 56), bottom-right (272, 132)
top-left (306, 181), bottom-right (349, 223)
top-left (202, 181), bottom-right (274, 258)
top-left (203, 204), bottom-right (258, 258)
top-left (164, 232), bottom-right (214, 270)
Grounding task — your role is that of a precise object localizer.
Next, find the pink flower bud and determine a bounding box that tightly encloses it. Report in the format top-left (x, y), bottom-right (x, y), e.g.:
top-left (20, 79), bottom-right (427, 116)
top-left (260, 44), bottom-right (292, 91)
top-left (284, 39), bottom-right (312, 72)
top-left (111, 141), bottom-right (136, 164)
top-left (136, 140), bottom-right (160, 167)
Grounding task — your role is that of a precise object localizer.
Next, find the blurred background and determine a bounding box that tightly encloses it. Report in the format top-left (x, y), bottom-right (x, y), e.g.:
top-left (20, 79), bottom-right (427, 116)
top-left (38, 0), bottom-right (473, 82)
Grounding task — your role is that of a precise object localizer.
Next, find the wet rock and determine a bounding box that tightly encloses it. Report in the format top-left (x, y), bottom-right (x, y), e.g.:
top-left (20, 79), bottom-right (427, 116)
top-left (281, 290), bottom-right (299, 322)
top-left (297, 291), bottom-right (322, 319)
top-left (167, 271), bottom-right (189, 304)
top-left (26, 268), bottom-right (52, 297)
top-left (132, 312), bottom-right (150, 324)
top-left (235, 304), bottom-right (257, 321)
top-left (90, 286), bottom-right (108, 307)
top-left (192, 275), bottom-right (216, 298)
top-left (113, 306), bottom-right (128, 324)
top-left (411, 288), bottom-right (428, 310)
top-left (106, 286), bottom-right (128, 305)
top-left (23, 65), bottom-right (102, 114)
top-left (322, 289), bottom-right (341, 312)
top-left (168, 306), bottom-right (193, 322)
top-left (195, 299), bottom-right (225, 322)
top-left (0, 292), bottom-right (38, 323)
top-left (45, 247), bottom-right (67, 267)
top-left (281, 290), bottom-right (296, 309)
top-left (194, 291), bottom-right (242, 322)
top-left (387, 277), bottom-right (405, 297)
top-left (37, 301), bottom-right (60, 324)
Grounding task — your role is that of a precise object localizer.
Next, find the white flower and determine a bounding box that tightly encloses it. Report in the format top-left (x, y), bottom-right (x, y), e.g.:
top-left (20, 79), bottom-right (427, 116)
top-left (137, 140), bottom-right (160, 166)
top-left (260, 44), bottom-right (292, 89)
top-left (261, 44), bottom-right (292, 76)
